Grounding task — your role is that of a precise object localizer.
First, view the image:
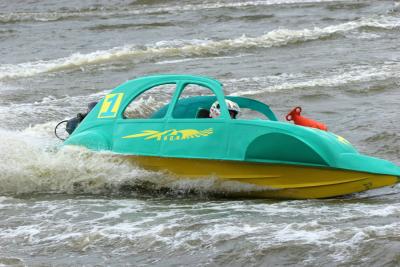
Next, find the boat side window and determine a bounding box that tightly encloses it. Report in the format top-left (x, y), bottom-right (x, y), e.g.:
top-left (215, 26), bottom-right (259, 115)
top-left (172, 84), bottom-right (218, 119)
top-left (123, 83), bottom-right (175, 119)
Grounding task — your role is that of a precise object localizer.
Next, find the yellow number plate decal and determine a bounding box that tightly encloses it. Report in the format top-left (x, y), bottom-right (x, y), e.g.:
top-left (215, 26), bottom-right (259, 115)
top-left (98, 93), bottom-right (124, 118)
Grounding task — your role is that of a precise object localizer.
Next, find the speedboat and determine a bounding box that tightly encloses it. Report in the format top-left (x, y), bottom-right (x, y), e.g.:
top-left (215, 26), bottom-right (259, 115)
top-left (59, 74), bottom-right (400, 199)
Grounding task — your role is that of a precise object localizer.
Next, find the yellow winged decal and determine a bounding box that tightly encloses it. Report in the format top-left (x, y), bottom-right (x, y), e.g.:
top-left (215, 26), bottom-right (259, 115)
top-left (123, 128), bottom-right (213, 141)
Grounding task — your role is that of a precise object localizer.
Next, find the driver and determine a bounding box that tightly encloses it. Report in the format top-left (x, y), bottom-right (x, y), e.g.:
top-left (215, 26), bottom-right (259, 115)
top-left (66, 101), bottom-right (98, 135)
top-left (210, 99), bottom-right (240, 119)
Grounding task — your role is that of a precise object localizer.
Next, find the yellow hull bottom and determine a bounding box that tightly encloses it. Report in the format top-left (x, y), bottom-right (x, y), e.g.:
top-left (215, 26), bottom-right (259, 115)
top-left (125, 156), bottom-right (398, 199)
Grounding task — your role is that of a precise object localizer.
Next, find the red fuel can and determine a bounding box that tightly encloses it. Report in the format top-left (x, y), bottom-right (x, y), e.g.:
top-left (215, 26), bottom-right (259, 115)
top-left (286, 107), bottom-right (328, 131)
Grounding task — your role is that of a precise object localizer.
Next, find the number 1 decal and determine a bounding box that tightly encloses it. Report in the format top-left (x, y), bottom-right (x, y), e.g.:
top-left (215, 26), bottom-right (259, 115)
top-left (98, 93), bottom-right (124, 118)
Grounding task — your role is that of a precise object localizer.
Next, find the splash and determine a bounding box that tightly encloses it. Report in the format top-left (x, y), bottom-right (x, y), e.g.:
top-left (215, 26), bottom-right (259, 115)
top-left (0, 127), bottom-right (269, 196)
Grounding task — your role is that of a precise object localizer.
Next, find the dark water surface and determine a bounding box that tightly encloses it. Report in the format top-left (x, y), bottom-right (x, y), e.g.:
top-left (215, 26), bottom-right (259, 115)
top-left (0, 0), bottom-right (400, 266)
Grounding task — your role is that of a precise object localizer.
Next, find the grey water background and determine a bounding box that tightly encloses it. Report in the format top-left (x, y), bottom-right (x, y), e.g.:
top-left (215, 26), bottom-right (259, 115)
top-left (0, 0), bottom-right (400, 266)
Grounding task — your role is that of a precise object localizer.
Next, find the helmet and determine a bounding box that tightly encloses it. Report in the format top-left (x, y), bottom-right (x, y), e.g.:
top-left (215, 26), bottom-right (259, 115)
top-left (210, 99), bottom-right (240, 118)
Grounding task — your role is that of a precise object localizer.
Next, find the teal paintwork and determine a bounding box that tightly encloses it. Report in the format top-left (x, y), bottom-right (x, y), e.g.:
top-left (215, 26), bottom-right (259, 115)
top-left (64, 74), bottom-right (400, 176)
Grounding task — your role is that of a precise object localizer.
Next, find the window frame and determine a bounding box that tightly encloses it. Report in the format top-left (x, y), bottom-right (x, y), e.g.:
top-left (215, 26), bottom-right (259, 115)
top-left (166, 81), bottom-right (230, 120)
top-left (119, 82), bottom-right (177, 120)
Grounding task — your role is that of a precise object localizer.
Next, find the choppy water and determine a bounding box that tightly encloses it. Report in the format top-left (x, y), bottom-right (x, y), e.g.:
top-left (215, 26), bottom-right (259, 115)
top-left (1, 0), bottom-right (400, 266)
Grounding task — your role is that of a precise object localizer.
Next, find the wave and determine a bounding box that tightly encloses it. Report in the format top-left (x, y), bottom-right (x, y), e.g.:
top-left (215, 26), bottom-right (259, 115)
top-left (0, 60), bottom-right (397, 114)
top-left (214, 14), bottom-right (275, 23)
top-left (0, 127), bottom-right (268, 196)
top-left (1, 15), bottom-right (399, 81)
top-left (228, 61), bottom-right (400, 95)
top-left (155, 54), bottom-right (248, 65)
top-left (1, 190), bottom-right (399, 266)
top-left (0, 29), bottom-right (14, 34)
top-left (325, 2), bottom-right (370, 11)
top-left (0, 0), bottom-right (340, 24)
top-left (0, 90), bottom-right (110, 129)
top-left (0, 78), bottom-right (218, 128)
top-left (87, 22), bottom-right (175, 31)
top-left (0, 61), bottom-right (398, 129)
top-left (363, 132), bottom-right (400, 163)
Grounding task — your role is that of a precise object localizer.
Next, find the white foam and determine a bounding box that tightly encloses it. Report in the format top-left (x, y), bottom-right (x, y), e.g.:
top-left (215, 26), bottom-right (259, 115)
top-left (167, 177), bottom-right (275, 194)
top-left (271, 221), bottom-right (337, 244)
top-left (155, 58), bottom-right (199, 65)
top-left (353, 32), bottom-right (381, 40)
top-left (97, 206), bottom-right (140, 220)
top-left (327, 223), bottom-right (400, 262)
top-left (0, 196), bottom-right (12, 203)
top-left (0, 82), bottom-right (21, 93)
top-left (1, 15), bottom-right (399, 81)
top-left (0, 224), bottom-right (41, 240)
top-left (1, 192), bottom-right (400, 265)
top-left (360, 204), bottom-right (400, 217)
top-left (0, 128), bottom-right (150, 195)
top-left (155, 54), bottom-right (248, 65)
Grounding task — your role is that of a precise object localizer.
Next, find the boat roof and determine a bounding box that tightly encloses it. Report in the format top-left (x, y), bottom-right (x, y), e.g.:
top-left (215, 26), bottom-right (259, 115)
top-left (128, 74), bottom-right (223, 87)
